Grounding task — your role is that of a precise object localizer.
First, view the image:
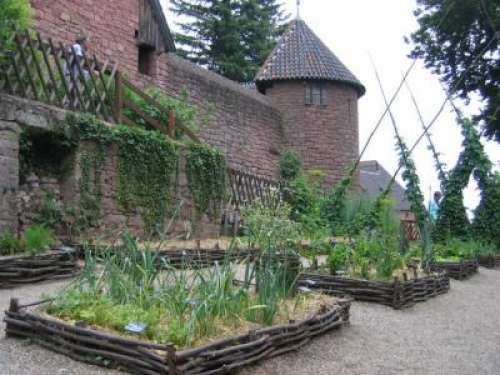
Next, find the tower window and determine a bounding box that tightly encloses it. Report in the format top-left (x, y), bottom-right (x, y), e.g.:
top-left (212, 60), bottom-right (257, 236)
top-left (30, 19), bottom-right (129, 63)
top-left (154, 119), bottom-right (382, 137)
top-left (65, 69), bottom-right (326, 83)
top-left (305, 83), bottom-right (325, 105)
top-left (138, 44), bottom-right (156, 76)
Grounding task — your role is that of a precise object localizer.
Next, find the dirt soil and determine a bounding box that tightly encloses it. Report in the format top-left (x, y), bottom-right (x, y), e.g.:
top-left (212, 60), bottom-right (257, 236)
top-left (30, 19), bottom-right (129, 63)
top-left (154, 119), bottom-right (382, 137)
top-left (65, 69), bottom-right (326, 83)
top-left (1, 268), bottom-right (500, 374)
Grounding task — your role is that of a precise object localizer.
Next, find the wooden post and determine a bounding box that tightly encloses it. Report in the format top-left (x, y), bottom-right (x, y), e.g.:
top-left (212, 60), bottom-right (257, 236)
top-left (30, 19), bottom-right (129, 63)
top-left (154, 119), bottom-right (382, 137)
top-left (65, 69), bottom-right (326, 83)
top-left (113, 71), bottom-right (123, 123)
top-left (9, 298), bottom-right (19, 313)
top-left (168, 109), bottom-right (176, 139)
top-left (165, 344), bottom-right (178, 375)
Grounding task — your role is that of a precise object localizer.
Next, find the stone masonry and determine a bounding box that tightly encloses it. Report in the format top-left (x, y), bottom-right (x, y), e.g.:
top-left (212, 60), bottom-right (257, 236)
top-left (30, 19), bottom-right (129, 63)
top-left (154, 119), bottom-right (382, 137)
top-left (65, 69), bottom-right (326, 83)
top-left (0, 94), bottom-right (219, 238)
top-left (266, 81), bottom-right (360, 188)
top-left (31, 0), bottom-right (285, 180)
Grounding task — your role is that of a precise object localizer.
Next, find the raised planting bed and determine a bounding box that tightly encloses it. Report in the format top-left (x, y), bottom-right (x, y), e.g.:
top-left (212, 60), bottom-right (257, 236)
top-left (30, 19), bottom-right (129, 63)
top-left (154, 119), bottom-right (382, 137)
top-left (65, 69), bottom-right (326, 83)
top-left (477, 255), bottom-right (500, 269)
top-left (155, 248), bottom-right (258, 268)
top-left (0, 247), bottom-right (80, 288)
top-left (298, 272), bottom-right (450, 309)
top-left (428, 259), bottom-right (479, 280)
top-left (78, 244), bottom-right (259, 269)
top-left (4, 297), bottom-right (351, 374)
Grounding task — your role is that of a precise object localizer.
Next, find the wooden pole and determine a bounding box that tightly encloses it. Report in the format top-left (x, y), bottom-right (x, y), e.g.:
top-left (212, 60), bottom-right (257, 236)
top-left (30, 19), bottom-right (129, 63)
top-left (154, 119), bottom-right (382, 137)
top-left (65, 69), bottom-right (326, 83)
top-left (113, 71), bottom-right (123, 123)
top-left (168, 109), bottom-right (176, 139)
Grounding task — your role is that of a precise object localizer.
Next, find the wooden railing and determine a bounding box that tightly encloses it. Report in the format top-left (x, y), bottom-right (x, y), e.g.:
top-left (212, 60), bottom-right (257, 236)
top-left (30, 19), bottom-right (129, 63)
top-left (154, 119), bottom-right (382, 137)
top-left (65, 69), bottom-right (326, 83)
top-left (0, 29), bottom-right (199, 143)
top-left (0, 30), bottom-right (117, 122)
top-left (402, 219), bottom-right (420, 241)
top-left (227, 168), bottom-right (281, 209)
top-left (113, 73), bottom-right (200, 143)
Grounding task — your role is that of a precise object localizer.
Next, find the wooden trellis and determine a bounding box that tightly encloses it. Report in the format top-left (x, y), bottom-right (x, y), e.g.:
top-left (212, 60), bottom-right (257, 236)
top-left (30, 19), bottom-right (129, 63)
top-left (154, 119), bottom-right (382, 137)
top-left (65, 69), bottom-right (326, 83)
top-left (0, 30), bottom-right (117, 122)
top-left (401, 219), bottom-right (420, 241)
top-left (227, 168), bottom-right (280, 209)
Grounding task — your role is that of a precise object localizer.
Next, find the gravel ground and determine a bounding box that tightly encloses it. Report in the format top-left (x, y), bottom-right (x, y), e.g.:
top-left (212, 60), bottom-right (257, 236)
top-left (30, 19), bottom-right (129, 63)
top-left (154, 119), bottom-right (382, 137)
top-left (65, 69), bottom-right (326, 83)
top-left (1, 269), bottom-right (500, 374)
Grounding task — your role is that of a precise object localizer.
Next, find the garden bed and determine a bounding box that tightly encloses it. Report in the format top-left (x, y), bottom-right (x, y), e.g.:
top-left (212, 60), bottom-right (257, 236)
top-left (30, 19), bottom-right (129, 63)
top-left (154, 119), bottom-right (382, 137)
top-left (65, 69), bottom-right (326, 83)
top-left (78, 245), bottom-right (259, 269)
top-left (0, 247), bottom-right (80, 288)
top-left (4, 297), bottom-right (351, 374)
top-left (297, 272), bottom-right (450, 309)
top-left (477, 255), bottom-right (500, 269)
top-left (428, 259), bottom-right (479, 280)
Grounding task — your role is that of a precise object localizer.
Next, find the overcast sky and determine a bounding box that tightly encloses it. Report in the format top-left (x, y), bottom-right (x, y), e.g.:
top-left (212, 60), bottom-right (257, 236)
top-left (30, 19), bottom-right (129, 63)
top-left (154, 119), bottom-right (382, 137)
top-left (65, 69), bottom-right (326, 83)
top-left (161, 0), bottom-right (499, 213)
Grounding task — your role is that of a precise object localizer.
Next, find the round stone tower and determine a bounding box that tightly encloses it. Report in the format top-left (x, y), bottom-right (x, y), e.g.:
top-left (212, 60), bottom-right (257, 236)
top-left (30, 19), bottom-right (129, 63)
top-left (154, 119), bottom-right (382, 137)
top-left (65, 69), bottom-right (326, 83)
top-left (255, 18), bottom-right (365, 188)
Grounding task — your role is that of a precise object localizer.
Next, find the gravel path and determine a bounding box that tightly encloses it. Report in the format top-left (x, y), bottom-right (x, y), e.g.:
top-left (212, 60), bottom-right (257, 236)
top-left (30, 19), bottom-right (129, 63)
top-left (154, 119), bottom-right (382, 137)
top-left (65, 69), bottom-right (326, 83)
top-left (1, 269), bottom-right (499, 374)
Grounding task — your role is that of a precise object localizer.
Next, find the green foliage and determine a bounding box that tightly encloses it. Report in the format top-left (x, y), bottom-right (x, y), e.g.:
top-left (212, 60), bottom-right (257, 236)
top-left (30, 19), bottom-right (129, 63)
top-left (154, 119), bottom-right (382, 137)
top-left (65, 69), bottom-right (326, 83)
top-left (124, 87), bottom-right (203, 139)
top-left (472, 172), bottom-right (500, 247)
top-left (0, 231), bottom-right (23, 256)
top-left (433, 238), bottom-right (479, 261)
top-left (434, 118), bottom-right (487, 241)
top-left (321, 164), bottom-right (356, 234)
top-left (48, 234), bottom-right (303, 347)
top-left (24, 225), bottom-right (55, 255)
top-left (410, 0), bottom-right (500, 142)
top-left (279, 149), bottom-right (302, 181)
top-left (64, 114), bottom-right (179, 234)
top-left (34, 192), bottom-right (64, 230)
top-left (327, 198), bottom-right (405, 280)
top-left (185, 143), bottom-right (226, 220)
top-left (171, 0), bottom-right (288, 82)
top-left (0, 0), bottom-right (31, 56)
top-left (243, 203), bottom-right (300, 253)
top-left (115, 126), bottom-right (178, 234)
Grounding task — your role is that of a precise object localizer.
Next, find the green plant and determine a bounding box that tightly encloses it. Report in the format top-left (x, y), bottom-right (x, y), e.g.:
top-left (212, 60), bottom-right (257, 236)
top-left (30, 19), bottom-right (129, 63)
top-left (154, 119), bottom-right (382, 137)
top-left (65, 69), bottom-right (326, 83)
top-left (0, 0), bottom-right (31, 56)
top-left (243, 203), bottom-right (300, 253)
top-left (327, 242), bottom-right (352, 275)
top-left (115, 126), bottom-right (178, 234)
top-left (472, 172), bottom-right (500, 248)
top-left (279, 149), bottom-right (302, 181)
top-left (0, 231), bottom-right (23, 256)
top-left (321, 163), bottom-right (357, 235)
top-left (34, 192), bottom-right (64, 230)
top-left (47, 234), bottom-right (309, 348)
top-left (62, 114), bottom-right (179, 234)
top-left (24, 225), bottom-right (54, 255)
top-left (185, 143), bottom-right (226, 221)
top-left (124, 87), bottom-right (202, 140)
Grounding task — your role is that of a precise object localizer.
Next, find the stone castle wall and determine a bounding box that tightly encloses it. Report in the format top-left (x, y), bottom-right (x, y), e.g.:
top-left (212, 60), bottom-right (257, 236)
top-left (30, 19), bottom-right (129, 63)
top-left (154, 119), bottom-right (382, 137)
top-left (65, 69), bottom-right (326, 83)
top-left (31, 0), bottom-right (285, 180)
top-left (265, 81), bottom-right (360, 188)
top-left (0, 94), bottom-right (219, 239)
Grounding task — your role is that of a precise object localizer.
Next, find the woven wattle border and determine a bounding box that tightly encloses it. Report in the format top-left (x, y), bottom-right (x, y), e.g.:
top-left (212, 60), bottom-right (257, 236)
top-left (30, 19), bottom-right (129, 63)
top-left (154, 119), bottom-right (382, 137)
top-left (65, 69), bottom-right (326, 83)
top-left (429, 259), bottom-right (479, 280)
top-left (298, 272), bottom-right (450, 309)
top-left (0, 248), bottom-right (80, 289)
top-left (4, 297), bottom-right (351, 374)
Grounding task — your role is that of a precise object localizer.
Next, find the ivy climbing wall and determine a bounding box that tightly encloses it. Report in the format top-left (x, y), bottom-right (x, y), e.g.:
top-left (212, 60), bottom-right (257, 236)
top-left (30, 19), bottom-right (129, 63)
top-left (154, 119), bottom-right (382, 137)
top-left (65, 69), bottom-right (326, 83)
top-left (0, 94), bottom-right (221, 239)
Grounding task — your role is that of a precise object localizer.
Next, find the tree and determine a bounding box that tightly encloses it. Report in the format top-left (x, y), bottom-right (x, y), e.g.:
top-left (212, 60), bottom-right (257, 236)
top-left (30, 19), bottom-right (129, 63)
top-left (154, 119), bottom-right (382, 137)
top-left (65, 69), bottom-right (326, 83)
top-left (410, 0), bottom-right (500, 142)
top-left (170, 0), bottom-right (287, 82)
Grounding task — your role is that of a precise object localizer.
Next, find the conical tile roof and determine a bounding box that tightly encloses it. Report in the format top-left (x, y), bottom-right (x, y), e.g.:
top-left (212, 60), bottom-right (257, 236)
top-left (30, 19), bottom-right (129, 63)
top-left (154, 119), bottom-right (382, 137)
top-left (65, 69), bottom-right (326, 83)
top-left (255, 18), bottom-right (365, 96)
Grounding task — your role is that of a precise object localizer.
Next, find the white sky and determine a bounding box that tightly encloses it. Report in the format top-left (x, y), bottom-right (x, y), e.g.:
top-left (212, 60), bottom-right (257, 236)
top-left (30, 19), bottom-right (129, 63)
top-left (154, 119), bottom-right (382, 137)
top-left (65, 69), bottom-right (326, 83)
top-left (161, 0), bottom-right (499, 213)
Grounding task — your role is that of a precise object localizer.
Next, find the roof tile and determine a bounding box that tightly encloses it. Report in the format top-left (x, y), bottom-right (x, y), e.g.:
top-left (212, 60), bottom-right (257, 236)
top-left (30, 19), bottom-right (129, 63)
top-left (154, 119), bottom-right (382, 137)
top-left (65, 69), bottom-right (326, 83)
top-left (255, 19), bottom-right (365, 96)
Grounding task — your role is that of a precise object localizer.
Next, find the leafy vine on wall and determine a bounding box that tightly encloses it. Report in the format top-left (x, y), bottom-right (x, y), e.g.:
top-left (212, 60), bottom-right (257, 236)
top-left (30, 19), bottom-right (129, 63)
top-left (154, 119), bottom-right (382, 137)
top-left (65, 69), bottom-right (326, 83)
top-left (185, 143), bottom-right (226, 221)
top-left (64, 114), bottom-right (179, 234)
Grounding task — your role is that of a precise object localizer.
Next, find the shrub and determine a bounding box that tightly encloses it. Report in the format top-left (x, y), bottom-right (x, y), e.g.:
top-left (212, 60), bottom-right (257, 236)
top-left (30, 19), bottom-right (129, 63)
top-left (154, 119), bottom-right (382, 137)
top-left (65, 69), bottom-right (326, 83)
top-left (24, 225), bottom-right (55, 255)
top-left (0, 231), bottom-right (23, 256)
top-left (0, 0), bottom-right (31, 55)
top-left (279, 149), bottom-right (302, 181)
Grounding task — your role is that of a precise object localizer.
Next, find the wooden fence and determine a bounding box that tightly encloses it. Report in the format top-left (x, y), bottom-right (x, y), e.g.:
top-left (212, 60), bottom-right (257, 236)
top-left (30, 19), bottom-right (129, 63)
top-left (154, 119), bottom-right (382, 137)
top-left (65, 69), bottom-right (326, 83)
top-left (227, 168), bottom-right (280, 209)
top-left (401, 219), bottom-right (420, 241)
top-left (0, 29), bottom-right (117, 122)
top-left (0, 29), bottom-right (199, 143)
